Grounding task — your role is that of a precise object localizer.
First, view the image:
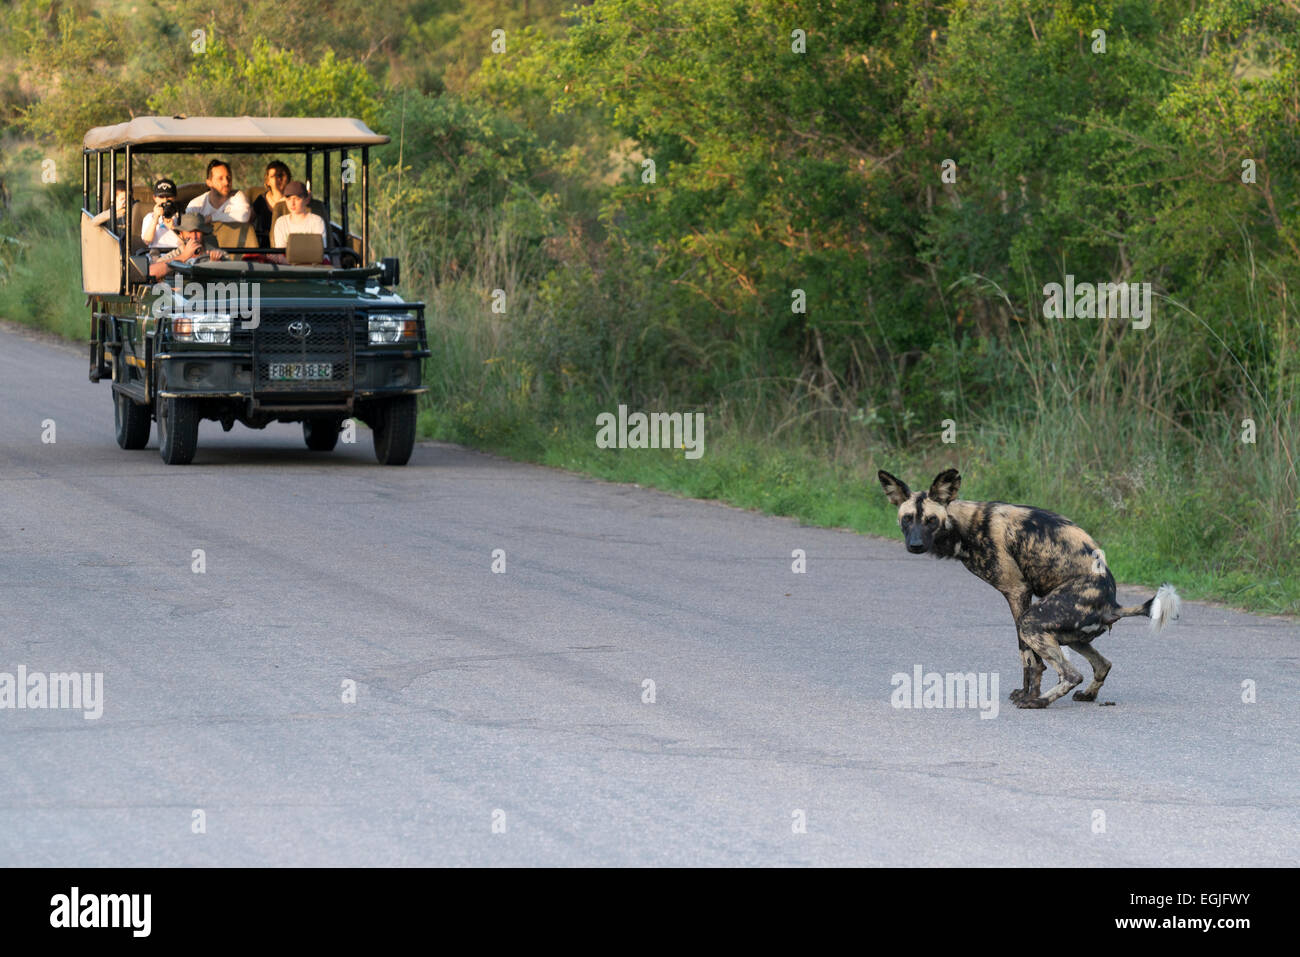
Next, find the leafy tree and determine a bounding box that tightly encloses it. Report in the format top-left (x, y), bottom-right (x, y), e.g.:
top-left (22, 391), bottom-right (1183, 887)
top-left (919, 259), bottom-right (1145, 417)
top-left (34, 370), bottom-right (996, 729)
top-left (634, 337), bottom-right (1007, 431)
top-left (149, 36), bottom-right (381, 122)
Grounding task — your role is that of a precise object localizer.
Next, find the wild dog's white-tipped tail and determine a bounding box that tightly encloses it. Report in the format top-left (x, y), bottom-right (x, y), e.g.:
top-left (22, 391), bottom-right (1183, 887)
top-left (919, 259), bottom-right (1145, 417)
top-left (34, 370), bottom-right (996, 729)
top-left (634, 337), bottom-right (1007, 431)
top-left (1149, 584), bottom-right (1181, 633)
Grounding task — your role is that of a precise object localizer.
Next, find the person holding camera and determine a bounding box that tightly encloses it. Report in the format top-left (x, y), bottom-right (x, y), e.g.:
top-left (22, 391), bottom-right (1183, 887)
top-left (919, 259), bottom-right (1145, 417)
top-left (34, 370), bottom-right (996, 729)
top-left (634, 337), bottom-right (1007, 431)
top-left (142, 213), bottom-right (227, 279)
top-left (140, 178), bottom-right (182, 250)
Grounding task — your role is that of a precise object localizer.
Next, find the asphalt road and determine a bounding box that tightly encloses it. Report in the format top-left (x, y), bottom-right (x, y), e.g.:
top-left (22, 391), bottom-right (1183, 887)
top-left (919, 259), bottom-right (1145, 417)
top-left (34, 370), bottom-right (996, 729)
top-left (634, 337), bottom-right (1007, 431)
top-left (1, 323), bottom-right (1296, 866)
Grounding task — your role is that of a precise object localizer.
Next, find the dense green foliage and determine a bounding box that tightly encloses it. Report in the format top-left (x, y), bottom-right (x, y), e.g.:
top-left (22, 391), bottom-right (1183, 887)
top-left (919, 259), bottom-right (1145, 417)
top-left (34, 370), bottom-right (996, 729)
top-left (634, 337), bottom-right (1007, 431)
top-left (1, 0), bottom-right (1297, 611)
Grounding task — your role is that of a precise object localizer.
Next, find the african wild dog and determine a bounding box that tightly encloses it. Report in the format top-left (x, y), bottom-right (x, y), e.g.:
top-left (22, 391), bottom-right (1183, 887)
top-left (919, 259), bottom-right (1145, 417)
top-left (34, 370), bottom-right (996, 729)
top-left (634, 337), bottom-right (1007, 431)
top-left (878, 468), bottom-right (1180, 709)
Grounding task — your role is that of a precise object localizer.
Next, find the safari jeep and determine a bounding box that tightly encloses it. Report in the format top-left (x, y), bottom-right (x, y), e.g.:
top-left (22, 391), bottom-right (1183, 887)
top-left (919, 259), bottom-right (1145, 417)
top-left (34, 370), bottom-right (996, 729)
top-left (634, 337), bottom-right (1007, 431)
top-left (79, 116), bottom-right (429, 465)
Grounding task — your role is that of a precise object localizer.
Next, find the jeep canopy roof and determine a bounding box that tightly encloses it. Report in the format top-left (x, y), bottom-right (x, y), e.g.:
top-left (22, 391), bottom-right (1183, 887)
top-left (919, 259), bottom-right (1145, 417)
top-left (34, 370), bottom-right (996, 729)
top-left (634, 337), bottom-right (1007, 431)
top-left (83, 116), bottom-right (389, 152)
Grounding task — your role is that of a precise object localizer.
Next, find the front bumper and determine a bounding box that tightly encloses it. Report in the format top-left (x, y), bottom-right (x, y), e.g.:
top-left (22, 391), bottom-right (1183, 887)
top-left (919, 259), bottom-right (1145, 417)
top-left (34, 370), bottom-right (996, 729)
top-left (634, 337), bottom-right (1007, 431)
top-left (154, 352), bottom-right (427, 398)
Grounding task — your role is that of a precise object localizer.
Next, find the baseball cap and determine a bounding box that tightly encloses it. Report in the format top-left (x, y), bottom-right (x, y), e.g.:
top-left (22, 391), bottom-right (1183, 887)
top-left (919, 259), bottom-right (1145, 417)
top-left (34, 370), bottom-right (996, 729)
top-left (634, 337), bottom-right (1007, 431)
top-left (154, 178), bottom-right (178, 198)
top-left (282, 180), bottom-right (308, 198)
top-left (177, 212), bottom-right (212, 233)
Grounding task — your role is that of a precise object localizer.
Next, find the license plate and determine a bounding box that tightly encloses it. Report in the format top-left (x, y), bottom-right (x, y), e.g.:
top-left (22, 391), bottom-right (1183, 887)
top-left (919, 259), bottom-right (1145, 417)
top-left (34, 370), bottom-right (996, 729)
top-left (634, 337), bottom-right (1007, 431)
top-left (269, 362), bottom-right (332, 380)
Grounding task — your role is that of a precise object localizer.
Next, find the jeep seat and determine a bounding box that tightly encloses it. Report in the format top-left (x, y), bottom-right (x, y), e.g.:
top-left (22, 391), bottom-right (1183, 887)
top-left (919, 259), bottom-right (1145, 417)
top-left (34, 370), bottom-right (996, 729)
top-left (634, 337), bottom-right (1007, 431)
top-left (176, 182), bottom-right (208, 209)
top-left (211, 220), bottom-right (254, 249)
top-left (285, 232), bottom-right (325, 265)
top-left (128, 199), bottom-right (150, 253)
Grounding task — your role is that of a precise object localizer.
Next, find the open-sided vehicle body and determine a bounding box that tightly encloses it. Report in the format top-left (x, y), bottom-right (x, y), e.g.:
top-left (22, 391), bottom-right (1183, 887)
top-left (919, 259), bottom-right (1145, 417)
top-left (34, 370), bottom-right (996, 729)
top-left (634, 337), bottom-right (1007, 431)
top-left (80, 116), bottom-right (429, 465)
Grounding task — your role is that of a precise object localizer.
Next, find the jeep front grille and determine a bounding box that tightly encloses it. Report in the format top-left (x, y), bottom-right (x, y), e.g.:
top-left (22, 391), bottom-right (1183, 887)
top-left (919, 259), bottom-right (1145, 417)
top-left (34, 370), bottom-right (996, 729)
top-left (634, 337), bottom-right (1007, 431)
top-left (250, 311), bottom-right (355, 393)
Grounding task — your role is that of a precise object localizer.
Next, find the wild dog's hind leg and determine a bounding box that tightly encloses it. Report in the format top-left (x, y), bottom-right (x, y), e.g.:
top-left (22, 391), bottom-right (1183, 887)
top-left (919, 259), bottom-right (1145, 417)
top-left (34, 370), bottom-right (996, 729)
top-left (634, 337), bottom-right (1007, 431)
top-left (1070, 642), bottom-right (1112, 702)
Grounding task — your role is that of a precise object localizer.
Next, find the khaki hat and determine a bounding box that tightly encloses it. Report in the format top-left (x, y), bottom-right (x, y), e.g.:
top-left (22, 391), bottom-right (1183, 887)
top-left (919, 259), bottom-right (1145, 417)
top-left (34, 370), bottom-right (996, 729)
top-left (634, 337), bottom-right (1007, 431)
top-left (177, 212), bottom-right (212, 233)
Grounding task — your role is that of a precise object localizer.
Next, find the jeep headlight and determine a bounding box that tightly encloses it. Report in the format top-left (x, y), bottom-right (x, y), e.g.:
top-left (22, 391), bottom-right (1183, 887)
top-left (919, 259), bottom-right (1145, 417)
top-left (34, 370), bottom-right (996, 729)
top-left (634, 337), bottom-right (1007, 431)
top-left (368, 312), bottom-right (419, 345)
top-left (173, 313), bottom-right (233, 344)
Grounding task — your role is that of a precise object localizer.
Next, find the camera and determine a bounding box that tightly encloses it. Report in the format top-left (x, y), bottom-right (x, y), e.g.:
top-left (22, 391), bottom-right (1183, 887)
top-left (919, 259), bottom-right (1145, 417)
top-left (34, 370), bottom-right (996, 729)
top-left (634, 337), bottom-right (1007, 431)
top-left (159, 198), bottom-right (178, 218)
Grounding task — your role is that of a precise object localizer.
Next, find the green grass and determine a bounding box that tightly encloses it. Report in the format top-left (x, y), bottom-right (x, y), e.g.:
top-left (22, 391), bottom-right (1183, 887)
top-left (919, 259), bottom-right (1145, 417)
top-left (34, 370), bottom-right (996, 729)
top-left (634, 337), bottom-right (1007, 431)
top-left (0, 145), bottom-right (89, 341)
top-left (0, 227), bottom-right (87, 341)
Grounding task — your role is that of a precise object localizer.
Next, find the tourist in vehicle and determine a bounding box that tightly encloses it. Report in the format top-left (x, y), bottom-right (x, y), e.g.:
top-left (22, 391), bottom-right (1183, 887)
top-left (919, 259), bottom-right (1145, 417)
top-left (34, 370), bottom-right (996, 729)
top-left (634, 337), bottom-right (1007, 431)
top-left (252, 160), bottom-right (291, 246)
top-left (89, 179), bottom-right (128, 228)
top-left (140, 178), bottom-right (182, 250)
top-left (145, 213), bottom-right (227, 278)
top-left (186, 159), bottom-right (250, 224)
top-left (270, 181), bottom-right (328, 262)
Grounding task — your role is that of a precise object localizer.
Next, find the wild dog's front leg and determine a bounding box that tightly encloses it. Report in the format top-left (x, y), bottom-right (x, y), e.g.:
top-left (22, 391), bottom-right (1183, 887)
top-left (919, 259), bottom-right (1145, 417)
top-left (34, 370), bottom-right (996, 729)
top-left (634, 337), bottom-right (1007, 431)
top-left (1009, 637), bottom-right (1044, 705)
top-left (1016, 629), bottom-right (1082, 708)
top-left (1001, 587), bottom-right (1039, 704)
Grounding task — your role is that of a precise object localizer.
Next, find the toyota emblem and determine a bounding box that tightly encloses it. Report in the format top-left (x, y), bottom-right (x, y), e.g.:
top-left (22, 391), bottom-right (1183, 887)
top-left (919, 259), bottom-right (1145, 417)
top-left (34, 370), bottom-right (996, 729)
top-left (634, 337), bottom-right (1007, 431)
top-left (288, 320), bottom-right (312, 339)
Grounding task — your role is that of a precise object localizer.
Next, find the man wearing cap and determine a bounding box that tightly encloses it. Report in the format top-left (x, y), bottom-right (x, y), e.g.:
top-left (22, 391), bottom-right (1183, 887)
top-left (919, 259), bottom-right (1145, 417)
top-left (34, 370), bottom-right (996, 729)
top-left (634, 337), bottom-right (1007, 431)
top-left (271, 180), bottom-right (327, 258)
top-left (141, 178), bottom-right (182, 250)
top-left (142, 213), bottom-right (227, 279)
top-left (186, 158), bottom-right (251, 224)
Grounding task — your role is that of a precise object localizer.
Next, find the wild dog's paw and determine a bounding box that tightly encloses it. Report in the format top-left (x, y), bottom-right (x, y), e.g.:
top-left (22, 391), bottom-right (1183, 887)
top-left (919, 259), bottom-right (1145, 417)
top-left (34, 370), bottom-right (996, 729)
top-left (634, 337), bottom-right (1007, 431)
top-left (1009, 688), bottom-right (1028, 703)
top-left (1072, 690), bottom-right (1097, 702)
top-left (1016, 696), bottom-right (1050, 709)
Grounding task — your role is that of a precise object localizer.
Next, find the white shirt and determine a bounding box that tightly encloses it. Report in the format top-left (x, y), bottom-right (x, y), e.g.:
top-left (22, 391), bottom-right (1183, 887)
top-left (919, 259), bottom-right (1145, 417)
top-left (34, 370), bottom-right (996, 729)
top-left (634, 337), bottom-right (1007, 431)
top-left (141, 210), bottom-right (181, 249)
top-left (187, 189), bottom-right (251, 224)
top-left (273, 212), bottom-right (327, 248)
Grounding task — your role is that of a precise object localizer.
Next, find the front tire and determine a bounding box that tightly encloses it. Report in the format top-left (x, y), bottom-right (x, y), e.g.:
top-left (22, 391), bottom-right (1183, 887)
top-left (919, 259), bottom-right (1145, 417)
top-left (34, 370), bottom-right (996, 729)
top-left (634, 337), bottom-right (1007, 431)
top-left (372, 396), bottom-right (417, 466)
top-left (303, 417), bottom-right (342, 451)
top-left (157, 393), bottom-right (200, 465)
top-left (114, 390), bottom-right (151, 450)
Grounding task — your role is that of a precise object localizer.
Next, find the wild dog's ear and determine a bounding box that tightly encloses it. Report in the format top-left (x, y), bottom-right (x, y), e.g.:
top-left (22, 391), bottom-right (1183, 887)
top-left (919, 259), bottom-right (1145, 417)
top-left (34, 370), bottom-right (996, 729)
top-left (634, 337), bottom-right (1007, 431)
top-left (878, 470), bottom-right (911, 506)
top-left (929, 468), bottom-right (961, 505)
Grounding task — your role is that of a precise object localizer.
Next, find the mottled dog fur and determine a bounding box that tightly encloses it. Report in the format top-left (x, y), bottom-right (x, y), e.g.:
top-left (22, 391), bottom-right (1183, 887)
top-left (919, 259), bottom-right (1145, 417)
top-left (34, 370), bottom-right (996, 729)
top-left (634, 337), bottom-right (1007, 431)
top-left (879, 468), bottom-right (1180, 709)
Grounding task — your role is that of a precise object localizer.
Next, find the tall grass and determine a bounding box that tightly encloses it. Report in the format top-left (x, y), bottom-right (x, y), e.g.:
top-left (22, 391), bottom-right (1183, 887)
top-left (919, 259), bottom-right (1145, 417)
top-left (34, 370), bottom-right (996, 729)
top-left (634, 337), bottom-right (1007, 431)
top-left (969, 255), bottom-right (1299, 606)
top-left (371, 180), bottom-right (546, 451)
top-left (0, 147), bottom-right (87, 340)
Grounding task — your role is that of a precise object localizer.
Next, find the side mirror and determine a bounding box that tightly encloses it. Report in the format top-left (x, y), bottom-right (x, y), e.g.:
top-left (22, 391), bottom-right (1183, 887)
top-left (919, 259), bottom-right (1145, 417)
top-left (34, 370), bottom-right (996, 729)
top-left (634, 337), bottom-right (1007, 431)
top-left (377, 257), bottom-right (400, 286)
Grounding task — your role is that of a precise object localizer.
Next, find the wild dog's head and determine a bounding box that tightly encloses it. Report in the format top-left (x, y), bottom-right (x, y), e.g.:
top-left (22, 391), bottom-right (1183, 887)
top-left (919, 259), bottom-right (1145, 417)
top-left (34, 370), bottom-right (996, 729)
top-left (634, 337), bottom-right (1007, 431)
top-left (877, 469), bottom-right (961, 554)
